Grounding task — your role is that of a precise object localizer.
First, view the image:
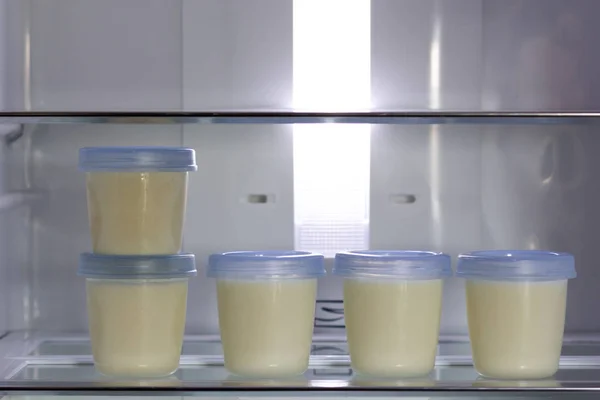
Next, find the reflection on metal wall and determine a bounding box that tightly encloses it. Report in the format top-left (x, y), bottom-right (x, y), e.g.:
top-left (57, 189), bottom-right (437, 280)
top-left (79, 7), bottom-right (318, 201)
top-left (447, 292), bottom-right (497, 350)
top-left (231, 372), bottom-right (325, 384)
top-left (1, 0), bottom-right (599, 336)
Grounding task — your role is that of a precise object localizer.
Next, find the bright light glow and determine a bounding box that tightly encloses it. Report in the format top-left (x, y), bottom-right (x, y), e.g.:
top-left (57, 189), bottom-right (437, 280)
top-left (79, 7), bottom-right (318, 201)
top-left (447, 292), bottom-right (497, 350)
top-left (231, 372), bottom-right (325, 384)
top-left (429, 1), bottom-right (443, 248)
top-left (293, 0), bottom-right (370, 111)
top-left (429, 3), bottom-right (442, 110)
top-left (293, 0), bottom-right (371, 257)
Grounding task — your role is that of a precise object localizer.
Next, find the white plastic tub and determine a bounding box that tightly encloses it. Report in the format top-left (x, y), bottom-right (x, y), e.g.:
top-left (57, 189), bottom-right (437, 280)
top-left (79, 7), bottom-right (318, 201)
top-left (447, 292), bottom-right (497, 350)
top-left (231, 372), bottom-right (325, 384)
top-left (79, 253), bottom-right (196, 378)
top-left (79, 147), bottom-right (197, 255)
top-left (333, 250), bottom-right (452, 378)
top-left (208, 251), bottom-right (325, 378)
top-left (457, 250), bottom-right (576, 380)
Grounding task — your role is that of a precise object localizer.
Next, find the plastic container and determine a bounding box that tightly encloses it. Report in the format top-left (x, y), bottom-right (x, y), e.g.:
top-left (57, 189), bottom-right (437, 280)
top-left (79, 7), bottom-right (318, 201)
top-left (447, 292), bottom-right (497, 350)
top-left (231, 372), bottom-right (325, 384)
top-left (333, 250), bottom-right (452, 378)
top-left (79, 147), bottom-right (197, 255)
top-left (457, 250), bottom-right (576, 380)
top-left (79, 252), bottom-right (196, 378)
top-left (207, 251), bottom-right (325, 378)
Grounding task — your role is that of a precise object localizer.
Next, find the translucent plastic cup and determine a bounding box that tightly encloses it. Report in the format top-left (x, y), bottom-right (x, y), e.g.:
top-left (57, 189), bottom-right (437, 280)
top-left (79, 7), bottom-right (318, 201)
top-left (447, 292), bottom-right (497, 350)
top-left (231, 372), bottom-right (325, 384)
top-left (207, 251), bottom-right (325, 378)
top-left (333, 251), bottom-right (452, 378)
top-left (457, 250), bottom-right (576, 380)
top-left (79, 147), bottom-right (197, 255)
top-left (79, 253), bottom-right (196, 378)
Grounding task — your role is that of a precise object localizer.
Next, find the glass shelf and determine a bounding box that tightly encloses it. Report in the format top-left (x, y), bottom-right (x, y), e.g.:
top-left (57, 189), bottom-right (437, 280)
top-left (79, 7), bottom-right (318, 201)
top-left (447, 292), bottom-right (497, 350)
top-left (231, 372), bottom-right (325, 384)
top-left (8, 363), bottom-right (600, 394)
top-left (2, 334), bottom-right (600, 396)
top-left (1, 111), bottom-right (600, 125)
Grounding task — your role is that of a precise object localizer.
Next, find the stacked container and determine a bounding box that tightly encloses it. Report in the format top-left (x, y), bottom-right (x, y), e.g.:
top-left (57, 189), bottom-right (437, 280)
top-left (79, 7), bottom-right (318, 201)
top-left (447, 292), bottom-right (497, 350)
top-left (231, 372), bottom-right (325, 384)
top-left (78, 147), bottom-right (197, 378)
top-left (79, 147), bottom-right (196, 255)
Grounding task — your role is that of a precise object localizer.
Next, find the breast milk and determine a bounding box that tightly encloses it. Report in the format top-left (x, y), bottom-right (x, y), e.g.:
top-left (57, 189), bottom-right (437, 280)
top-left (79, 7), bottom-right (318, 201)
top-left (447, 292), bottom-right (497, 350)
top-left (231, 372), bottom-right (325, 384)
top-left (86, 171), bottom-right (187, 255)
top-left (466, 279), bottom-right (567, 379)
top-left (344, 279), bottom-right (443, 378)
top-left (86, 279), bottom-right (188, 377)
top-left (216, 279), bottom-right (317, 377)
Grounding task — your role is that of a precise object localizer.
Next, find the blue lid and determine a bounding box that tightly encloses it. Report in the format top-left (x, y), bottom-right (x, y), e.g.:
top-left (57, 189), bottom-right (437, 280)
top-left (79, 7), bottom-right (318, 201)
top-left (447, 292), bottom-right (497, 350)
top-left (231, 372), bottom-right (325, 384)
top-left (78, 253), bottom-right (196, 279)
top-left (333, 250), bottom-right (452, 279)
top-left (456, 250), bottom-right (576, 281)
top-left (207, 251), bottom-right (325, 279)
top-left (79, 147), bottom-right (197, 172)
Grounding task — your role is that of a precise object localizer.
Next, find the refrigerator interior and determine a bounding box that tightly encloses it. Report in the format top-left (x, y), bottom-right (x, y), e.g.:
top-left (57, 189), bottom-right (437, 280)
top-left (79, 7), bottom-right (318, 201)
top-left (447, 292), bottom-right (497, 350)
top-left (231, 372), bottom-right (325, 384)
top-left (0, 0), bottom-right (598, 396)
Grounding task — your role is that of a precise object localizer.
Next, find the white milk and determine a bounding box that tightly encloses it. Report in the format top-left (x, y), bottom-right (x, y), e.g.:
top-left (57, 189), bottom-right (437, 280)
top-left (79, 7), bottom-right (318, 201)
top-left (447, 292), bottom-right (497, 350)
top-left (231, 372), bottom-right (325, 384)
top-left (344, 278), bottom-right (443, 377)
top-left (86, 172), bottom-right (187, 254)
top-left (466, 279), bottom-right (567, 379)
top-left (87, 279), bottom-right (188, 377)
top-left (217, 279), bottom-right (317, 377)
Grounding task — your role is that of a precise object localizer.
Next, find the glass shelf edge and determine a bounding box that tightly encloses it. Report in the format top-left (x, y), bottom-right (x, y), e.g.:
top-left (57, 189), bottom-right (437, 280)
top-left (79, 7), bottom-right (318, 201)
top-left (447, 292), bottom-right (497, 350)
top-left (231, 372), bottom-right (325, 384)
top-left (5, 333), bottom-right (600, 394)
top-left (1, 111), bottom-right (600, 124)
top-left (15, 355), bottom-right (600, 367)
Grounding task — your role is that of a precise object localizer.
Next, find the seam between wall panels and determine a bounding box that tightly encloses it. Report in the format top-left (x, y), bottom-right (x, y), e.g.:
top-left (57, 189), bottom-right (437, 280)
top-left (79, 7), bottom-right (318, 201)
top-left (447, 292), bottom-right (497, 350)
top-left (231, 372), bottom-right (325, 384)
top-left (22, 0), bottom-right (31, 111)
top-left (180, 0), bottom-right (185, 253)
top-left (23, 126), bottom-right (34, 331)
top-left (180, 0), bottom-right (184, 115)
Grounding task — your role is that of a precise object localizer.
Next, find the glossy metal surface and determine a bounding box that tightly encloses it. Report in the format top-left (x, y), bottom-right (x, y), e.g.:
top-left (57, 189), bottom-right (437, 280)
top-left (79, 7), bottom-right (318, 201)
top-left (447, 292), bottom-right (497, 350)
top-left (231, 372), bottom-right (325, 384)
top-left (1, 111), bottom-right (600, 125)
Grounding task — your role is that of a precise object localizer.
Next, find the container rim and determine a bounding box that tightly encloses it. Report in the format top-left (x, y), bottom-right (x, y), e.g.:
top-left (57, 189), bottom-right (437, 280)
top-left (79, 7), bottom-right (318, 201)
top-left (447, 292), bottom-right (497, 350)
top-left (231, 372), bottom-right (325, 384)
top-left (333, 250), bottom-right (452, 279)
top-left (79, 146), bottom-right (197, 172)
top-left (456, 250), bottom-right (576, 281)
top-left (78, 253), bottom-right (197, 279)
top-left (207, 250), bottom-right (325, 279)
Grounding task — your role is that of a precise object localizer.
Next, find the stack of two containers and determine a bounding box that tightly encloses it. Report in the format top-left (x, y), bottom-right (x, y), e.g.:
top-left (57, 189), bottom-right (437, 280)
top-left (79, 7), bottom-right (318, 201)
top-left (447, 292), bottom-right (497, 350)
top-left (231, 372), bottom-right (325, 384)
top-left (77, 147), bottom-right (198, 378)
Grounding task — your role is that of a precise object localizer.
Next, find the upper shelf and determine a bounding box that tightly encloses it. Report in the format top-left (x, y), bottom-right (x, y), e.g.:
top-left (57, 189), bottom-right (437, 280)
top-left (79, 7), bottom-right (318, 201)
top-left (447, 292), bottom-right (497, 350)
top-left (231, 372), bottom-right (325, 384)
top-left (2, 111), bottom-right (600, 125)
